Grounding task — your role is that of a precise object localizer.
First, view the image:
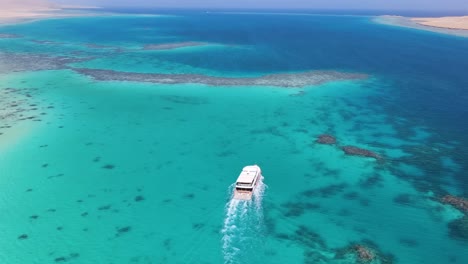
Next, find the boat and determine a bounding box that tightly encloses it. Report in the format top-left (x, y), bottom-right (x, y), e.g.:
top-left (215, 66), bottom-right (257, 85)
top-left (233, 165), bottom-right (262, 200)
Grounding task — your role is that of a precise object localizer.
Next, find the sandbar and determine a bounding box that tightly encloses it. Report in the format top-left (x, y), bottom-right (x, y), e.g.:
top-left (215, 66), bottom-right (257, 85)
top-left (0, 1), bottom-right (103, 26)
top-left (411, 16), bottom-right (468, 30)
top-left (374, 15), bottom-right (468, 38)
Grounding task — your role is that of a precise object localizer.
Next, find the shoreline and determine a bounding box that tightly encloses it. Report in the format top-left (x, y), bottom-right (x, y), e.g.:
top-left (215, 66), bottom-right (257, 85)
top-left (412, 16), bottom-right (468, 30)
top-left (0, 8), bottom-right (106, 27)
top-left (374, 15), bottom-right (468, 38)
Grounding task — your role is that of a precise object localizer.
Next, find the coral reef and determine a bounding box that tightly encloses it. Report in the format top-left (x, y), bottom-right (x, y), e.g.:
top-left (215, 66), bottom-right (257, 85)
top-left (102, 164), bottom-right (115, 169)
top-left (18, 234), bottom-right (28, 240)
top-left (0, 33), bottom-right (22, 38)
top-left (116, 226), bottom-right (131, 237)
top-left (341, 146), bottom-right (382, 160)
top-left (72, 68), bottom-right (368, 88)
top-left (134, 195), bottom-right (145, 202)
top-left (354, 244), bottom-right (375, 262)
top-left (143, 42), bottom-right (207, 50)
top-left (54, 253), bottom-right (79, 262)
top-left (0, 52), bottom-right (91, 74)
top-left (316, 134), bottom-right (337, 144)
top-left (441, 195), bottom-right (468, 213)
top-left (448, 216), bottom-right (468, 241)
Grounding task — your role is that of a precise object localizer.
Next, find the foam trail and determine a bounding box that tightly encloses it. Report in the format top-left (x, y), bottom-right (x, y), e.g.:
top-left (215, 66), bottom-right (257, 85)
top-left (221, 180), bottom-right (267, 264)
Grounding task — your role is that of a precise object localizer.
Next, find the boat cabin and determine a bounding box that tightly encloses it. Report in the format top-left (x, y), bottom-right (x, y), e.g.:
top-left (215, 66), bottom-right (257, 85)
top-left (233, 165), bottom-right (262, 200)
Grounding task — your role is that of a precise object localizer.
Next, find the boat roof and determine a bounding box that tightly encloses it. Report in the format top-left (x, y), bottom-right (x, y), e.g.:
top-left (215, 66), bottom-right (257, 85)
top-left (236, 165), bottom-right (261, 183)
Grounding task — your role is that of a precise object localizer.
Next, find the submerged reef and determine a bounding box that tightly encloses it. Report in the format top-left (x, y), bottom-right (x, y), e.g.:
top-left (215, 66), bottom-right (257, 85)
top-left (316, 134), bottom-right (337, 144)
top-left (302, 183), bottom-right (348, 198)
top-left (335, 242), bottom-right (394, 264)
top-left (53, 253), bottom-right (79, 263)
top-left (281, 201), bottom-right (320, 217)
top-left (143, 41), bottom-right (207, 50)
top-left (448, 216), bottom-right (468, 241)
top-left (442, 195), bottom-right (468, 241)
top-left (72, 68), bottom-right (367, 88)
top-left (116, 226), bottom-right (131, 237)
top-left (0, 52), bottom-right (91, 74)
top-left (0, 88), bottom-right (44, 126)
top-left (314, 134), bottom-right (383, 163)
top-left (0, 33), bottom-right (22, 39)
top-left (341, 146), bottom-right (382, 160)
top-left (353, 244), bottom-right (375, 262)
top-left (440, 195), bottom-right (468, 213)
top-left (17, 234), bottom-right (28, 240)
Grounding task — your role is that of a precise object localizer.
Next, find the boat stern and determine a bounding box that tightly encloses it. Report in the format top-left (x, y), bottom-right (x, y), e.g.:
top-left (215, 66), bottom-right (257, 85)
top-left (233, 190), bottom-right (253, 200)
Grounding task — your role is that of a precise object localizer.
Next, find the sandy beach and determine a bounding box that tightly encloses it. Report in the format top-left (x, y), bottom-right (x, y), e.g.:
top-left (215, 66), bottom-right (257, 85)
top-left (375, 15), bottom-right (468, 38)
top-left (0, 0), bottom-right (101, 25)
top-left (412, 16), bottom-right (468, 30)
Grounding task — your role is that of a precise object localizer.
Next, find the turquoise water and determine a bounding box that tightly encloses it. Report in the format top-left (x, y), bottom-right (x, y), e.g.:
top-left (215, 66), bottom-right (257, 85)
top-left (1, 12), bottom-right (468, 264)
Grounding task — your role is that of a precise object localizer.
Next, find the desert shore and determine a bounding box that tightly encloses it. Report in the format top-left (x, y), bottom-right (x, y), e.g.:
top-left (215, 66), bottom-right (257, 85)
top-left (411, 16), bottom-right (468, 30)
top-left (0, 6), bottom-right (102, 26)
top-left (374, 15), bottom-right (468, 38)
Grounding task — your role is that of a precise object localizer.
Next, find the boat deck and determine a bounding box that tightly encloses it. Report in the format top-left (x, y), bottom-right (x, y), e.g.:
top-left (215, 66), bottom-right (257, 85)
top-left (233, 191), bottom-right (253, 200)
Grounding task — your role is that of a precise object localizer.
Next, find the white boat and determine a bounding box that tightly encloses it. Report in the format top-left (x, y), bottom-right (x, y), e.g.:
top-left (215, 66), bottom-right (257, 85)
top-left (233, 165), bottom-right (262, 200)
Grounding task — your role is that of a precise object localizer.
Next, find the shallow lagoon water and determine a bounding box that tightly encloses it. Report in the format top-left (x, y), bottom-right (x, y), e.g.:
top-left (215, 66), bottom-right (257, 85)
top-left (1, 12), bottom-right (468, 264)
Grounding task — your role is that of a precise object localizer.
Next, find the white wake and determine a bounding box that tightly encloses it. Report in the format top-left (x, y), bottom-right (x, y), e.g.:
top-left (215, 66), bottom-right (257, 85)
top-left (221, 177), bottom-right (266, 264)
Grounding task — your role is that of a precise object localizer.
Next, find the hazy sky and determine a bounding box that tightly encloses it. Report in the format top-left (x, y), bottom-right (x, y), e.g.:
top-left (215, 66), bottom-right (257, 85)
top-left (49, 0), bottom-right (468, 11)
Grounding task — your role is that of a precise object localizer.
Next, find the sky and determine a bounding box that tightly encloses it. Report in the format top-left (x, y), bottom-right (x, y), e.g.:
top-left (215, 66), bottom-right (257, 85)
top-left (48, 0), bottom-right (468, 11)
top-left (0, 0), bottom-right (462, 12)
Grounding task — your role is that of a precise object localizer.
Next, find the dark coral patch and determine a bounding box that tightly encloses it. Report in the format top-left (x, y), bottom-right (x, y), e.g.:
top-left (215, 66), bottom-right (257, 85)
top-left (316, 134), bottom-right (337, 145)
top-left (18, 234), bottom-right (28, 240)
top-left (353, 244), bottom-right (375, 262)
top-left (192, 223), bottom-right (205, 230)
top-left (47, 173), bottom-right (64, 179)
top-left (282, 202), bottom-right (320, 217)
top-left (294, 225), bottom-right (326, 248)
top-left (116, 226), bottom-right (131, 236)
top-left (102, 164), bottom-right (115, 169)
top-left (134, 195), bottom-right (145, 202)
top-left (441, 195), bottom-right (468, 213)
top-left (342, 192), bottom-right (359, 200)
top-left (341, 146), bottom-right (382, 160)
top-left (54, 253), bottom-right (79, 263)
top-left (399, 238), bottom-right (419, 247)
top-left (302, 183), bottom-right (348, 198)
top-left (98, 205), bottom-right (111, 211)
top-left (30, 215), bottom-right (39, 220)
top-left (183, 193), bottom-right (195, 199)
top-left (359, 174), bottom-right (383, 189)
top-left (448, 216), bottom-right (468, 241)
top-left (54, 257), bottom-right (66, 262)
top-left (393, 194), bottom-right (416, 205)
